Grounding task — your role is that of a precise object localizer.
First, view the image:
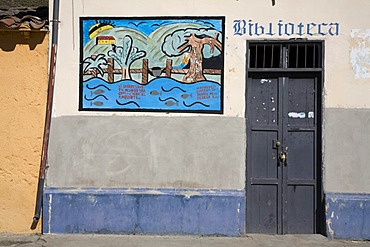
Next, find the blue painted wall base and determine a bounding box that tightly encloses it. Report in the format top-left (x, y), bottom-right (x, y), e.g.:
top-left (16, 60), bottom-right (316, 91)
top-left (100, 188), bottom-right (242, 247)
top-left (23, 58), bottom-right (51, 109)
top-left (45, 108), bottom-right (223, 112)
top-left (43, 188), bottom-right (245, 236)
top-left (326, 193), bottom-right (370, 240)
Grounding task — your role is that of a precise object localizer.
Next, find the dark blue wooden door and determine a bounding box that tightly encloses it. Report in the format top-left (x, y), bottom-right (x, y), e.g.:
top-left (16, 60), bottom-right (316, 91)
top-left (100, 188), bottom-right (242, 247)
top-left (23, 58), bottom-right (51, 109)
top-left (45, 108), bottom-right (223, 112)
top-left (246, 75), bottom-right (318, 234)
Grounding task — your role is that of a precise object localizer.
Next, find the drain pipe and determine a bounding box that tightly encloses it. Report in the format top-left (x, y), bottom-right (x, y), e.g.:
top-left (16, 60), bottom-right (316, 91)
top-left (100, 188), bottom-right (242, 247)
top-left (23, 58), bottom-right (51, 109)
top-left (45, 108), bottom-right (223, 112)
top-left (31, 0), bottom-right (60, 230)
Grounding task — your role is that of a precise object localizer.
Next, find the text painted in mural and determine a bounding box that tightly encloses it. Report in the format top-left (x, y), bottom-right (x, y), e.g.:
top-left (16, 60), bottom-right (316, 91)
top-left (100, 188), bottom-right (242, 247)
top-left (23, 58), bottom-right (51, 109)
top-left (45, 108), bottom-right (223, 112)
top-left (233, 20), bottom-right (339, 37)
top-left (196, 85), bottom-right (219, 100)
top-left (118, 85), bottom-right (146, 100)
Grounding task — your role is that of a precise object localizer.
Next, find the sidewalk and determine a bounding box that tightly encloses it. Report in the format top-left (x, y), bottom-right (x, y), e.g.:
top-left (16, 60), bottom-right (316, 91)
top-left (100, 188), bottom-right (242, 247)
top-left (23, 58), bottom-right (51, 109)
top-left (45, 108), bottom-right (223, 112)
top-left (0, 234), bottom-right (369, 247)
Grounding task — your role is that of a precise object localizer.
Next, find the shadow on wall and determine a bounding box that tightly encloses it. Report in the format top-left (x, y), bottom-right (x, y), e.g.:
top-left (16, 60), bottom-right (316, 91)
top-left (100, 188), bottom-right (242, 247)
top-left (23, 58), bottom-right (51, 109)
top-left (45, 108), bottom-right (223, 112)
top-left (0, 31), bottom-right (47, 51)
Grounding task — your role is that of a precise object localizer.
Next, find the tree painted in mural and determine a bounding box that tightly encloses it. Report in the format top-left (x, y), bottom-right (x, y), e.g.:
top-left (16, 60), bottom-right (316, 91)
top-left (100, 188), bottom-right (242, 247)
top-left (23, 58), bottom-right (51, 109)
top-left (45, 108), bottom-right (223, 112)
top-left (162, 28), bottom-right (222, 83)
top-left (83, 54), bottom-right (108, 78)
top-left (108, 35), bottom-right (146, 80)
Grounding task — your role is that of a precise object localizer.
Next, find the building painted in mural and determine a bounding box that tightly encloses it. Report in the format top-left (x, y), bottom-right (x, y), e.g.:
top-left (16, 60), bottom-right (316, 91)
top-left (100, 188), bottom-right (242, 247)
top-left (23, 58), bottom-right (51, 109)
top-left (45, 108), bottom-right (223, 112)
top-left (44, 0), bottom-right (370, 239)
top-left (95, 36), bottom-right (115, 45)
top-left (0, 0), bottom-right (48, 233)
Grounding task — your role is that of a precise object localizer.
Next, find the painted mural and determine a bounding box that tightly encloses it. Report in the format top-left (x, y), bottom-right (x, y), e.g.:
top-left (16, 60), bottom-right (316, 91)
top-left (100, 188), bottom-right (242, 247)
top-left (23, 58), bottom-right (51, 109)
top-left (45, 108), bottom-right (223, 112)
top-left (79, 17), bottom-right (225, 113)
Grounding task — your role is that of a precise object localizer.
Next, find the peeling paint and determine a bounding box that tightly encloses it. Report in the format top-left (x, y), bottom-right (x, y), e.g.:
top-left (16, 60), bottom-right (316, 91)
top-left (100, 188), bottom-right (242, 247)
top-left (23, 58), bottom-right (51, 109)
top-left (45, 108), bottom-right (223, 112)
top-left (260, 79), bottom-right (272, 84)
top-left (237, 202), bottom-right (242, 233)
top-left (180, 191), bottom-right (202, 197)
top-left (326, 193), bottom-right (370, 240)
top-left (350, 29), bottom-right (370, 79)
top-left (48, 194), bottom-right (53, 234)
top-left (87, 195), bottom-right (97, 206)
top-left (288, 112), bottom-right (306, 118)
top-left (326, 218), bottom-right (335, 238)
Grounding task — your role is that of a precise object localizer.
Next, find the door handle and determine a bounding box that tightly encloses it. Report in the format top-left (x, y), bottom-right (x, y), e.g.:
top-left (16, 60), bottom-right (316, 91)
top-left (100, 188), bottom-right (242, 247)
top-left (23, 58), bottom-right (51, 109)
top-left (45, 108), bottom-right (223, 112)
top-left (279, 151), bottom-right (288, 165)
top-left (273, 140), bottom-right (282, 149)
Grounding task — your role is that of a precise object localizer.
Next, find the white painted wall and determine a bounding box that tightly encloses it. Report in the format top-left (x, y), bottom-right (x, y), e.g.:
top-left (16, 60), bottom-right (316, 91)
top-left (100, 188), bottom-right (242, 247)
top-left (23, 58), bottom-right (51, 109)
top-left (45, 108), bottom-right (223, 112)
top-left (53, 0), bottom-right (370, 118)
top-left (51, 0), bottom-right (370, 193)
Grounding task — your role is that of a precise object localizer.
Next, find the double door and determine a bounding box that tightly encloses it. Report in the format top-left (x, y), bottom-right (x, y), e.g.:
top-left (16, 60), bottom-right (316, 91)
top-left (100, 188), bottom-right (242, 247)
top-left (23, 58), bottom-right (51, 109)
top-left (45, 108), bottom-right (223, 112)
top-left (246, 74), bottom-right (321, 234)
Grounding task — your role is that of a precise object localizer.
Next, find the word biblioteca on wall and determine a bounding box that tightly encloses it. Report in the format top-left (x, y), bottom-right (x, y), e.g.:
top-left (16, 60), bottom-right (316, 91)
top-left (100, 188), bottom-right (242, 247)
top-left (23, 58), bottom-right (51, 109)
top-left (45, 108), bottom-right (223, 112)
top-left (233, 20), bottom-right (339, 37)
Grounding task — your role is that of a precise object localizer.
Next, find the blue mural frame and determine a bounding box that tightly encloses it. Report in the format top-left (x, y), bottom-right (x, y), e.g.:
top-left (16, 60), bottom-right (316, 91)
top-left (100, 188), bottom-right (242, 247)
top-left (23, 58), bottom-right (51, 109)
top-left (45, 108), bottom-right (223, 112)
top-left (79, 16), bottom-right (225, 114)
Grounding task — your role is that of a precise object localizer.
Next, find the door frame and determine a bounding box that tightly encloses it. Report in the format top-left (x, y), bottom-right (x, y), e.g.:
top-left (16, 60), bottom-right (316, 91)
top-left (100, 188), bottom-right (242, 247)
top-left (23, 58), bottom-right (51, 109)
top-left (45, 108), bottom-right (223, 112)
top-left (245, 40), bottom-right (325, 234)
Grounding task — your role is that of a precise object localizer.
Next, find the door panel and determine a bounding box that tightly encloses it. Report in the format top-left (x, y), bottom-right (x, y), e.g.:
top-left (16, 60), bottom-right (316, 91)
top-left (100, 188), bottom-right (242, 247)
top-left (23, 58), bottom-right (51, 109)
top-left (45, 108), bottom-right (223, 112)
top-left (282, 77), bottom-right (317, 234)
top-left (247, 77), bottom-right (281, 234)
top-left (286, 78), bottom-right (316, 127)
top-left (250, 131), bottom-right (279, 179)
top-left (285, 185), bottom-right (315, 233)
top-left (250, 78), bottom-right (279, 126)
top-left (249, 131), bottom-right (280, 233)
top-left (247, 75), bottom-right (319, 234)
top-left (248, 185), bottom-right (278, 234)
top-left (285, 131), bottom-right (315, 180)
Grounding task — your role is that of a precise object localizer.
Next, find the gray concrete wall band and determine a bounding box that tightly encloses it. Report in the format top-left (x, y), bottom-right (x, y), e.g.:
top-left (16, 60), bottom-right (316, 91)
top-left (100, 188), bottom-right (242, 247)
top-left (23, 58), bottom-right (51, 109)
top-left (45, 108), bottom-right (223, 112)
top-left (46, 116), bottom-right (246, 189)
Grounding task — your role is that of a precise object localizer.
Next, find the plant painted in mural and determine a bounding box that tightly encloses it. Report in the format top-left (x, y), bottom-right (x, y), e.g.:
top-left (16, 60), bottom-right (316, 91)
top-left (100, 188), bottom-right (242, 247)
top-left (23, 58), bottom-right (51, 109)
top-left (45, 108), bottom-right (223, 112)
top-left (83, 54), bottom-right (108, 77)
top-left (162, 28), bottom-right (222, 83)
top-left (108, 35), bottom-right (146, 80)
